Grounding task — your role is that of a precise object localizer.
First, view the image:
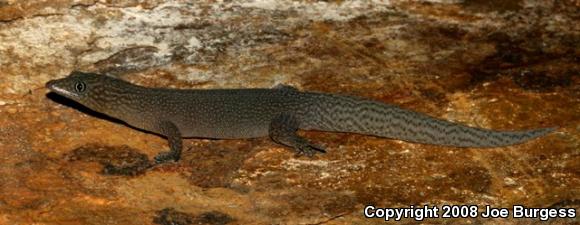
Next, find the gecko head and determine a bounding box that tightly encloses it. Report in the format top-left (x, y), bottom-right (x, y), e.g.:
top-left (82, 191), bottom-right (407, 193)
top-left (46, 71), bottom-right (127, 112)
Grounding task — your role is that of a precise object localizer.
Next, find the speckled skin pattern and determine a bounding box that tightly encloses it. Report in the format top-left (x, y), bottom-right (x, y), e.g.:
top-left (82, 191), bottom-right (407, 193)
top-left (46, 72), bottom-right (555, 162)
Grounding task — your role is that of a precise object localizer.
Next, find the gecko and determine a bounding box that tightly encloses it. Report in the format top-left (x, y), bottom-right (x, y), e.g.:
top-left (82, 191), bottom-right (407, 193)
top-left (46, 71), bottom-right (556, 164)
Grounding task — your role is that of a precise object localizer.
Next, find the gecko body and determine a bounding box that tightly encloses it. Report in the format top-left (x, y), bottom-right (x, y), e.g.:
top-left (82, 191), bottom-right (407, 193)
top-left (46, 71), bottom-right (556, 163)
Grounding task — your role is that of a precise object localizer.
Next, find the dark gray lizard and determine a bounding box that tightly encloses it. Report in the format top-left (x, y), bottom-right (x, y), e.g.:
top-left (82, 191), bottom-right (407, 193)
top-left (46, 71), bottom-right (556, 164)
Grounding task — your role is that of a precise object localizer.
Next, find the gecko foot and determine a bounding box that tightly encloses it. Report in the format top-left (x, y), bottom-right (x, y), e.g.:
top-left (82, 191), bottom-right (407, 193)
top-left (293, 140), bottom-right (326, 157)
top-left (154, 150), bottom-right (180, 164)
top-left (269, 113), bottom-right (327, 158)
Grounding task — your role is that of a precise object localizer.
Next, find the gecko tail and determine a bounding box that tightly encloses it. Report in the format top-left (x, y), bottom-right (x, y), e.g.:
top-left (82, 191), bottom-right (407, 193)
top-left (302, 94), bottom-right (556, 148)
top-left (394, 125), bottom-right (558, 148)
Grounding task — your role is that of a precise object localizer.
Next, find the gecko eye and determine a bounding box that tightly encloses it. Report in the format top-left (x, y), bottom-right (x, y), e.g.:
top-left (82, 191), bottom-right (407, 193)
top-left (74, 81), bottom-right (87, 93)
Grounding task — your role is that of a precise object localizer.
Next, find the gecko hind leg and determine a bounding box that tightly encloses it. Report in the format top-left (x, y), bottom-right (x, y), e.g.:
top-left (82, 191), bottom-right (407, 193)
top-left (269, 113), bottom-right (326, 157)
top-left (154, 121), bottom-right (183, 164)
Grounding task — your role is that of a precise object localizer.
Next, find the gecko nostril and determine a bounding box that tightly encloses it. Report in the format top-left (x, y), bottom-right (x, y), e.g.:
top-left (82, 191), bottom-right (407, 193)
top-left (46, 80), bottom-right (57, 90)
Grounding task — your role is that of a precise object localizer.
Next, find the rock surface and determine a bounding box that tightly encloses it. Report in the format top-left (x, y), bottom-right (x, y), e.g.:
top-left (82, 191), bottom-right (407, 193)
top-left (0, 0), bottom-right (578, 224)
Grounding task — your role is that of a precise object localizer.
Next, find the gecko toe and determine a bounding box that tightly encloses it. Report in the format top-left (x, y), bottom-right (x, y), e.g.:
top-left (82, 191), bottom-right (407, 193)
top-left (295, 143), bottom-right (326, 157)
top-left (154, 150), bottom-right (180, 164)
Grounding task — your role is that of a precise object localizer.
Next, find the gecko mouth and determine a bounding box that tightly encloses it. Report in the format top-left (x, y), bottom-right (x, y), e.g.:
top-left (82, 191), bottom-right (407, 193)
top-left (46, 79), bottom-right (78, 98)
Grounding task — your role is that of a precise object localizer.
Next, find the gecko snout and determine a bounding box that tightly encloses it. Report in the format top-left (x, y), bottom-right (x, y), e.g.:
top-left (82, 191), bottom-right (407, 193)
top-left (46, 79), bottom-right (58, 90)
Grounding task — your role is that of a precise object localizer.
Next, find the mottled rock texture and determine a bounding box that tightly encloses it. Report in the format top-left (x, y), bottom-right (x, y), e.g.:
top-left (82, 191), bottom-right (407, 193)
top-left (0, 0), bottom-right (578, 224)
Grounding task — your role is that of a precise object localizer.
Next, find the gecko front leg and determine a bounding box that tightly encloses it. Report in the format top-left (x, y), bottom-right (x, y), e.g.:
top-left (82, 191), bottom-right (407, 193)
top-left (154, 121), bottom-right (183, 164)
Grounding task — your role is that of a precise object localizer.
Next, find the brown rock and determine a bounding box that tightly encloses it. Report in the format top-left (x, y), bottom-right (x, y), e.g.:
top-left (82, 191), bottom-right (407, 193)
top-left (0, 0), bottom-right (578, 224)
